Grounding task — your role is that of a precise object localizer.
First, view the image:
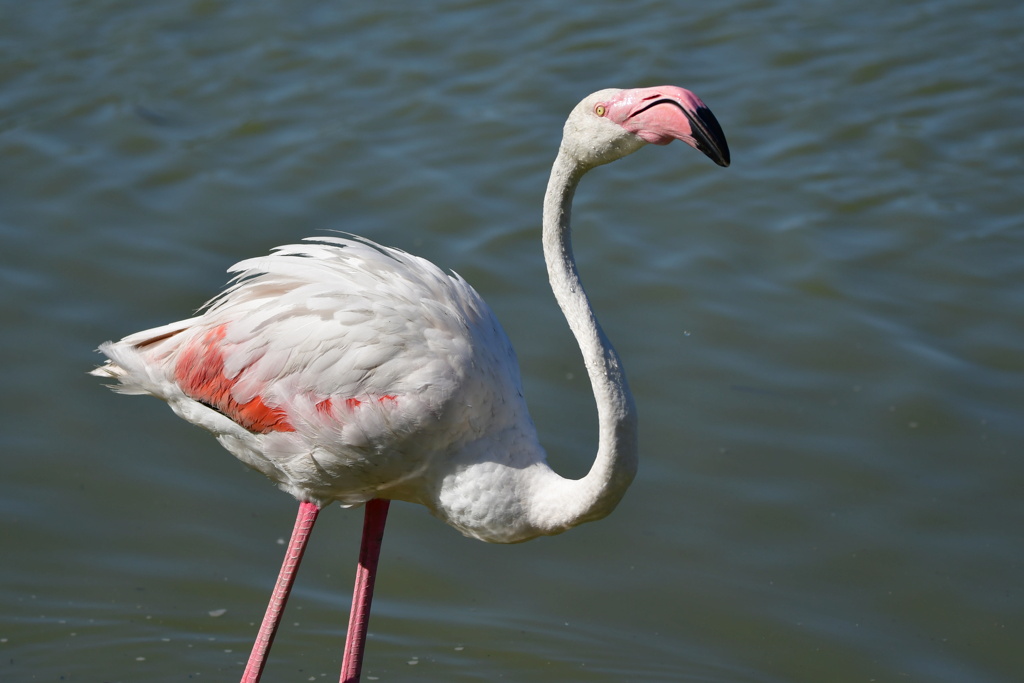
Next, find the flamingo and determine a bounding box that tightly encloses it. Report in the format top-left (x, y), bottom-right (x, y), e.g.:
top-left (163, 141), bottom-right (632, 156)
top-left (91, 85), bottom-right (730, 682)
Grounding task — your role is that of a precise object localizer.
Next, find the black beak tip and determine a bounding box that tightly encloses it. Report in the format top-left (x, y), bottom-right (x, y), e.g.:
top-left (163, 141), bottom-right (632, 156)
top-left (709, 144), bottom-right (731, 168)
top-left (692, 105), bottom-right (731, 168)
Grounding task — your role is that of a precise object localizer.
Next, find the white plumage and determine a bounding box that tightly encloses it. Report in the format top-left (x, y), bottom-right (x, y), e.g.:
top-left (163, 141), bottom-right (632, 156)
top-left (96, 235), bottom-right (541, 540)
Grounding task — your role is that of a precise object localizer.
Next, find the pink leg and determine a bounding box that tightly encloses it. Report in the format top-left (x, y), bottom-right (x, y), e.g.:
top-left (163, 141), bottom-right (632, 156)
top-left (339, 498), bottom-right (390, 683)
top-left (241, 500), bottom-right (321, 683)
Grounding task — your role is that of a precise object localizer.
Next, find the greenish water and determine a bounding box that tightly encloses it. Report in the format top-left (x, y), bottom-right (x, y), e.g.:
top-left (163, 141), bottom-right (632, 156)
top-left (2, 1), bottom-right (1022, 681)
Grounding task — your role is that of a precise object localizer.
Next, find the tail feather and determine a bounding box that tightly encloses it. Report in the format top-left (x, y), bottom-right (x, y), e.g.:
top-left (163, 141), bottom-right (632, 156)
top-left (90, 317), bottom-right (200, 396)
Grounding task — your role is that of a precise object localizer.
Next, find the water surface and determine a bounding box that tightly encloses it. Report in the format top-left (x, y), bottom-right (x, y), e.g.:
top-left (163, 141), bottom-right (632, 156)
top-left (2, 1), bottom-right (1022, 681)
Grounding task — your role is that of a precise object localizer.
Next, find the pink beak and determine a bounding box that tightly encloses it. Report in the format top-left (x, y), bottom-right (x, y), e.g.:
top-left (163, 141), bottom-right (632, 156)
top-left (608, 86), bottom-right (730, 167)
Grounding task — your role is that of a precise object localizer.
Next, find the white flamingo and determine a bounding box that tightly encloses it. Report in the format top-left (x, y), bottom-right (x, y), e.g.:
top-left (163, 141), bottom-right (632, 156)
top-left (92, 85), bottom-right (730, 682)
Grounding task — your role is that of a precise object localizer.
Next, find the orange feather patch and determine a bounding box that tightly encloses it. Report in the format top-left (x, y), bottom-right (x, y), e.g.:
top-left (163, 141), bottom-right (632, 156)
top-left (175, 325), bottom-right (295, 434)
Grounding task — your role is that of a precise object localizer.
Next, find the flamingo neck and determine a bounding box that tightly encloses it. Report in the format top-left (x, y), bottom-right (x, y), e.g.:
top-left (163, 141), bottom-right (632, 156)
top-left (534, 148), bottom-right (639, 530)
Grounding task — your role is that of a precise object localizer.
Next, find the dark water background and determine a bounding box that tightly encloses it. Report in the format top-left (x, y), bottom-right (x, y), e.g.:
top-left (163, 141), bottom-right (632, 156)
top-left (2, 1), bottom-right (1022, 681)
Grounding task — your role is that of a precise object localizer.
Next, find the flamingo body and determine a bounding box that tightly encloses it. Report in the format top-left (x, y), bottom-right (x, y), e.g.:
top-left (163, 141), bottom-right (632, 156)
top-left (97, 236), bottom-right (546, 541)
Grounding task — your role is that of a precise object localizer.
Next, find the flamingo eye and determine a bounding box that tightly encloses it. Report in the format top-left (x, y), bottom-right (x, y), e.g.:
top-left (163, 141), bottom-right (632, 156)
top-left (594, 104), bottom-right (607, 117)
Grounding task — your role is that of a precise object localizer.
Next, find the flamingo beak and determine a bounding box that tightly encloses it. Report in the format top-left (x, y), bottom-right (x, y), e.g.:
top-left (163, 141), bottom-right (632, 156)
top-left (614, 86), bottom-right (731, 167)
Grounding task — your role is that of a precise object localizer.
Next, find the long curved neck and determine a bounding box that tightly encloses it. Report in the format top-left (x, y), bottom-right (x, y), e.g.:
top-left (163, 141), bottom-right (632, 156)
top-left (536, 148), bottom-right (638, 529)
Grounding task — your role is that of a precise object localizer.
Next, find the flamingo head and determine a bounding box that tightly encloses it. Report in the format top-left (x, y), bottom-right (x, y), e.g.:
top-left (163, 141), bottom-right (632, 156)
top-left (561, 86), bottom-right (730, 169)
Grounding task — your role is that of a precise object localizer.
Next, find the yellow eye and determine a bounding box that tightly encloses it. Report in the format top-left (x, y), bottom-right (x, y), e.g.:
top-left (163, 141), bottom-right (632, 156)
top-left (594, 104), bottom-right (606, 117)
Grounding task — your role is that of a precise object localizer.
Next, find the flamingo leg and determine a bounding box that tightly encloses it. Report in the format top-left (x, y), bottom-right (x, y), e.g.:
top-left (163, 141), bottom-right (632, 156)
top-left (241, 500), bottom-right (321, 683)
top-left (339, 498), bottom-right (390, 683)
